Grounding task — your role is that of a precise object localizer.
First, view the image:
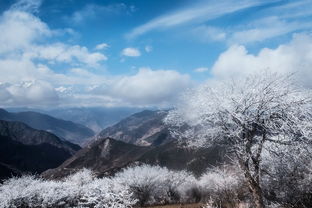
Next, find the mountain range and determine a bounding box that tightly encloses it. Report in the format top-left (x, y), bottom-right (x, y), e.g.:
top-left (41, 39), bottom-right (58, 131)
top-left (6, 107), bottom-right (142, 133)
top-left (1, 108), bottom-right (227, 181)
top-left (42, 109), bottom-right (226, 179)
top-left (44, 107), bottom-right (142, 133)
top-left (0, 120), bottom-right (80, 180)
top-left (42, 137), bottom-right (225, 179)
top-left (0, 108), bottom-right (94, 145)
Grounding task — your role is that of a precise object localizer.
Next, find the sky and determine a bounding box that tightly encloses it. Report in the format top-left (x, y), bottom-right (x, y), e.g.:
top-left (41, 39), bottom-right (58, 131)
top-left (0, 0), bottom-right (312, 108)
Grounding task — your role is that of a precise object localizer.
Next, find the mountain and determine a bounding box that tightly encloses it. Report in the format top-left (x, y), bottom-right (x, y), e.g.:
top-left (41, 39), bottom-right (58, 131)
top-left (0, 108), bottom-right (94, 145)
top-left (7, 107), bottom-right (143, 133)
top-left (41, 109), bottom-right (226, 179)
top-left (42, 138), bottom-right (152, 179)
top-left (44, 107), bottom-right (142, 133)
top-left (42, 138), bottom-right (226, 179)
top-left (0, 120), bottom-right (81, 180)
top-left (93, 110), bottom-right (174, 146)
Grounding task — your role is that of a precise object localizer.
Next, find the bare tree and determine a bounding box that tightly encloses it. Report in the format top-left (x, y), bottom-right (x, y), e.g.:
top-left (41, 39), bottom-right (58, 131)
top-left (164, 72), bottom-right (312, 208)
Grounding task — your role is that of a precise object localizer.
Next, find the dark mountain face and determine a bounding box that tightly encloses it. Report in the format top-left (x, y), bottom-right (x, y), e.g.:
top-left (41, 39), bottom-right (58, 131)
top-left (1, 108), bottom-right (94, 145)
top-left (42, 138), bottom-right (226, 179)
top-left (0, 120), bottom-right (81, 180)
top-left (137, 141), bottom-right (226, 177)
top-left (93, 110), bottom-right (174, 146)
top-left (42, 138), bottom-right (152, 179)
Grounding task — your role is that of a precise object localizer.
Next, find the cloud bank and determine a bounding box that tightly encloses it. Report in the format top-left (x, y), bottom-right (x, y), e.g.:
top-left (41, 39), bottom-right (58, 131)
top-left (0, 1), bottom-right (191, 108)
top-left (126, 0), bottom-right (262, 39)
top-left (211, 33), bottom-right (312, 88)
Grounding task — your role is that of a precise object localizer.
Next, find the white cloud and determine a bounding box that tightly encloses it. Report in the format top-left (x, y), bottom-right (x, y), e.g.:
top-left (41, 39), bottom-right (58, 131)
top-left (183, 0), bottom-right (312, 44)
top-left (126, 0), bottom-right (262, 39)
top-left (30, 44), bottom-right (107, 66)
top-left (0, 10), bottom-right (50, 54)
top-left (0, 6), bottom-right (109, 107)
top-left (0, 80), bottom-right (59, 106)
top-left (268, 0), bottom-right (312, 19)
top-left (10, 0), bottom-right (42, 13)
top-left (191, 25), bottom-right (226, 42)
top-left (110, 68), bottom-right (192, 106)
top-left (68, 3), bottom-right (134, 24)
top-left (0, 9), bottom-right (107, 67)
top-left (211, 33), bottom-right (312, 87)
top-left (95, 43), bottom-right (109, 50)
top-left (194, 67), bottom-right (209, 73)
top-left (229, 17), bottom-right (312, 44)
top-left (121, 47), bottom-right (141, 57)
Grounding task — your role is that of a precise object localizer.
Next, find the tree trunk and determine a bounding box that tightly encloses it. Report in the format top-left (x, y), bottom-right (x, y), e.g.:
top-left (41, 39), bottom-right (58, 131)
top-left (249, 181), bottom-right (265, 208)
top-left (237, 157), bottom-right (265, 208)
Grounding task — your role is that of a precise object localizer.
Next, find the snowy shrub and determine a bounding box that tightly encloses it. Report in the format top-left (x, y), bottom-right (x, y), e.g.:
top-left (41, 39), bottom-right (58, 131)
top-left (166, 169), bottom-right (199, 203)
top-left (0, 169), bottom-right (136, 208)
top-left (0, 175), bottom-right (43, 208)
top-left (80, 178), bottom-right (136, 208)
top-left (199, 166), bottom-right (247, 207)
top-left (262, 145), bottom-right (312, 207)
top-left (113, 164), bottom-right (197, 205)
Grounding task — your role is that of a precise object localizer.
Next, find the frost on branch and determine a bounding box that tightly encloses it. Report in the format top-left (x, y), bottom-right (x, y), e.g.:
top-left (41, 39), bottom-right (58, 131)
top-left (164, 72), bottom-right (312, 208)
top-left (165, 72), bottom-right (312, 149)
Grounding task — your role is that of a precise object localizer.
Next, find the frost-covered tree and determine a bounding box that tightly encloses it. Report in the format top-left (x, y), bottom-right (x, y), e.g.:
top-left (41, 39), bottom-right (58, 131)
top-left (165, 72), bottom-right (312, 208)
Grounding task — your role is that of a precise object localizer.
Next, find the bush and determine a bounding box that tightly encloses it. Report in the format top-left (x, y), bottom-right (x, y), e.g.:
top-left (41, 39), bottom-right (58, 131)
top-left (262, 146), bottom-right (312, 208)
top-left (0, 169), bottom-right (136, 208)
top-left (113, 164), bottom-right (198, 206)
top-left (198, 166), bottom-right (248, 207)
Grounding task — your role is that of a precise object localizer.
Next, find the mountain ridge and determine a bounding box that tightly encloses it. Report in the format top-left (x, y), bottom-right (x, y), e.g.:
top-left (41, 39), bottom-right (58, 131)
top-left (42, 137), bottom-right (226, 179)
top-left (91, 110), bottom-right (174, 146)
top-left (0, 120), bottom-right (81, 180)
top-left (0, 108), bottom-right (94, 145)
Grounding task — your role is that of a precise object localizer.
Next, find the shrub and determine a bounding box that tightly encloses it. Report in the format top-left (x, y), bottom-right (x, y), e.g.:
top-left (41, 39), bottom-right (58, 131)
top-left (113, 164), bottom-right (198, 206)
top-left (198, 166), bottom-right (248, 207)
top-left (0, 169), bottom-right (136, 208)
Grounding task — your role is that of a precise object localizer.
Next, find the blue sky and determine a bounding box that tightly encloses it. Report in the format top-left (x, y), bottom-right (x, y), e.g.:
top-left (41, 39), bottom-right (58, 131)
top-left (0, 0), bottom-right (312, 108)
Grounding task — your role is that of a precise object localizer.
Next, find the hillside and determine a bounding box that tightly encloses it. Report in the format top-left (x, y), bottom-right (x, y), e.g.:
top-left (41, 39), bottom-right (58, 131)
top-left (93, 110), bottom-right (174, 146)
top-left (0, 120), bottom-right (80, 180)
top-left (42, 138), bottom-right (152, 179)
top-left (0, 108), bottom-right (94, 145)
top-left (42, 137), bottom-right (226, 179)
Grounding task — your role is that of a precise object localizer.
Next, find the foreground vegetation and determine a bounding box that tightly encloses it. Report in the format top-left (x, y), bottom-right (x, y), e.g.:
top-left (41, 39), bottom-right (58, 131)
top-left (165, 72), bottom-right (312, 208)
top-left (0, 162), bottom-right (311, 208)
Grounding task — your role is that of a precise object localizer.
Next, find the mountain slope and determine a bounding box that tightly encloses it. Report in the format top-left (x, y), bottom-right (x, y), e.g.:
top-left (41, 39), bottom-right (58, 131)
top-left (0, 108), bottom-right (94, 145)
top-left (94, 110), bottom-right (173, 146)
top-left (42, 138), bottom-right (226, 179)
top-left (0, 120), bottom-right (81, 180)
top-left (42, 138), bottom-right (152, 179)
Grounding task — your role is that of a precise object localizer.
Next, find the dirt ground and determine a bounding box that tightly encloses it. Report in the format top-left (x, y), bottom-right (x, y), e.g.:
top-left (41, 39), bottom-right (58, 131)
top-left (145, 203), bottom-right (205, 208)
